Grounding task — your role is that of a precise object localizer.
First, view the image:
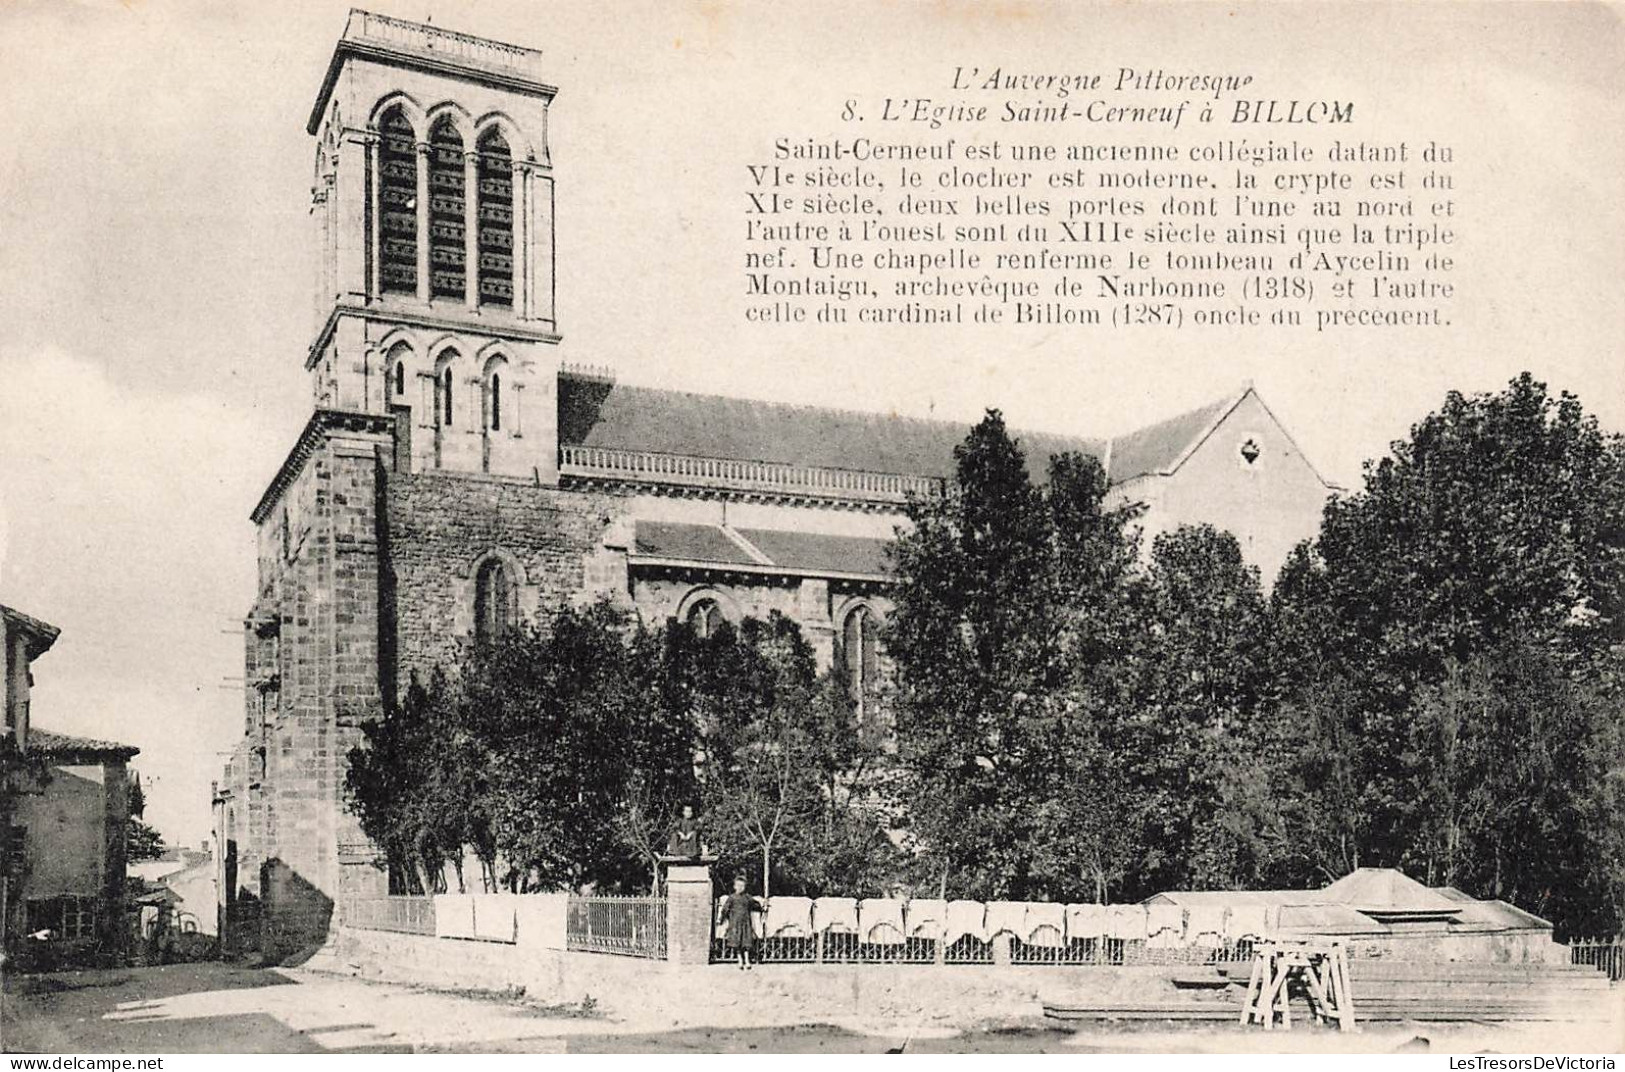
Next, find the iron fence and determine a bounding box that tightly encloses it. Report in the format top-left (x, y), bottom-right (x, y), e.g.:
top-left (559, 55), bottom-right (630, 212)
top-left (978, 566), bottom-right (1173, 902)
top-left (566, 894), bottom-right (667, 959)
top-left (340, 895), bottom-right (437, 936)
top-left (729, 931), bottom-right (1257, 966)
top-left (1570, 935), bottom-right (1624, 981)
top-left (1010, 937), bottom-right (1256, 965)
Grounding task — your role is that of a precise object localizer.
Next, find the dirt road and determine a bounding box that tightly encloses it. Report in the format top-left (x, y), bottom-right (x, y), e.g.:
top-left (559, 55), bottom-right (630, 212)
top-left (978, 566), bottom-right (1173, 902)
top-left (4, 963), bottom-right (1617, 1054)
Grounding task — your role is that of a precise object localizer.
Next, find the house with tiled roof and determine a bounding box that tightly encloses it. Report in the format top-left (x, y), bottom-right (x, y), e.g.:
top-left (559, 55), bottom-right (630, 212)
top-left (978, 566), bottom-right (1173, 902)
top-left (215, 12), bottom-right (1339, 956)
top-left (2, 604), bottom-right (139, 964)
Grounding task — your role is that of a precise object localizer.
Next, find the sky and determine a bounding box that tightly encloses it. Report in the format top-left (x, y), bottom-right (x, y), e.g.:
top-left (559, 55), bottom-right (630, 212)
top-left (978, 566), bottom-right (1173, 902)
top-left (0, 0), bottom-right (1621, 847)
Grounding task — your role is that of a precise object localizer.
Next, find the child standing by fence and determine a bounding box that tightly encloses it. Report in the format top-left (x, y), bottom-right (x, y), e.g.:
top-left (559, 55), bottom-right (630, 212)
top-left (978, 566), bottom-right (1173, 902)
top-left (718, 873), bottom-right (763, 970)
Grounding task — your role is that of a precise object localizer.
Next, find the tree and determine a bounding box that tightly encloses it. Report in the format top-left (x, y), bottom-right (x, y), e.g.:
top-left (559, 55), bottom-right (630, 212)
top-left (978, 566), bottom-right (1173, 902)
top-left (615, 626), bottom-right (703, 891)
top-left (1272, 373), bottom-right (1625, 932)
top-left (345, 669), bottom-right (473, 892)
top-left (1119, 525), bottom-right (1275, 895)
top-left (126, 771), bottom-right (167, 863)
top-left (888, 411), bottom-right (1145, 901)
top-left (793, 672), bottom-right (903, 897)
top-left (692, 614), bottom-right (823, 897)
top-left (467, 602), bottom-right (669, 892)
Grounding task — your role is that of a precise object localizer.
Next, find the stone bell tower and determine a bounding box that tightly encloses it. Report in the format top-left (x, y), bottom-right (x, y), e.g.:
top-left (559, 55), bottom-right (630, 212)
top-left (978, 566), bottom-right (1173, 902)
top-left (219, 11), bottom-right (567, 959)
top-left (304, 10), bottom-right (560, 480)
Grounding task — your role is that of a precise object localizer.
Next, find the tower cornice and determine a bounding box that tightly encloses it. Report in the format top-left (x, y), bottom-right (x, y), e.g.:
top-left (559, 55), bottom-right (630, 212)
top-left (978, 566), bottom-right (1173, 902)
top-left (250, 409), bottom-right (395, 524)
top-left (307, 9), bottom-right (556, 135)
top-left (306, 305), bottom-right (562, 371)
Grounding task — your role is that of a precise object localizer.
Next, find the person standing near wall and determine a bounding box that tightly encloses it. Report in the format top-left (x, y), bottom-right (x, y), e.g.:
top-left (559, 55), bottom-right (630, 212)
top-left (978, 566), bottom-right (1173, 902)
top-left (718, 873), bottom-right (762, 970)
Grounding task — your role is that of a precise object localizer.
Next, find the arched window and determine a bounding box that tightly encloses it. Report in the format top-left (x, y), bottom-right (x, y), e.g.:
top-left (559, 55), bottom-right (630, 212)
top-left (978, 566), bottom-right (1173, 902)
top-left (489, 372), bottom-right (502, 431)
top-left (841, 605), bottom-right (881, 722)
top-left (476, 128), bottom-right (514, 307)
top-left (473, 558), bottom-right (517, 645)
top-left (386, 342), bottom-right (410, 398)
top-left (687, 598), bottom-right (723, 639)
top-left (377, 107), bottom-right (418, 294)
top-left (427, 117), bottom-right (466, 300)
top-left (434, 351), bottom-right (459, 427)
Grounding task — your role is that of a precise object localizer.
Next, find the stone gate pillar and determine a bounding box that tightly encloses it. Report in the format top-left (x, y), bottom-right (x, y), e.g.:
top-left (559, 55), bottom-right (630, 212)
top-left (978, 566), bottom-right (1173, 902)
top-left (664, 860), bottom-right (715, 967)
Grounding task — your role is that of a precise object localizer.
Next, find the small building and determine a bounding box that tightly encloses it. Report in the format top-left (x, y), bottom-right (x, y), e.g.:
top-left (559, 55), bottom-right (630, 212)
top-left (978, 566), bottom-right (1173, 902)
top-left (1146, 867), bottom-right (1561, 964)
top-left (131, 847), bottom-right (217, 937)
top-left (1, 603), bottom-right (140, 964)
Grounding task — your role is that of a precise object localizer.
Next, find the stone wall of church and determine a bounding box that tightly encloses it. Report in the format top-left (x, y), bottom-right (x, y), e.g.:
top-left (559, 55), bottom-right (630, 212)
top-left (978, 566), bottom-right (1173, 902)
top-left (233, 419), bottom-right (394, 957)
top-left (380, 471), bottom-right (621, 687)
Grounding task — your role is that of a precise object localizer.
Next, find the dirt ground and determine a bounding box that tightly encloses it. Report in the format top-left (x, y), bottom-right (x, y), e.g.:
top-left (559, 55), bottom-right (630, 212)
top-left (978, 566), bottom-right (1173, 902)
top-left (3, 962), bottom-right (1620, 1054)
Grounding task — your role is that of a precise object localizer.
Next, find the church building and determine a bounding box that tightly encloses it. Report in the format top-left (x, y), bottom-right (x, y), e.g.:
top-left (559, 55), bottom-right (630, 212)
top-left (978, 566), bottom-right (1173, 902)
top-left (213, 11), bottom-right (1336, 953)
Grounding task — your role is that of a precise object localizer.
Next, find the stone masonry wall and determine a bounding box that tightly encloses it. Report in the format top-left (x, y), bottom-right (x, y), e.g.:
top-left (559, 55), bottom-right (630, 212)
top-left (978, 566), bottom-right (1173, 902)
top-left (234, 418), bottom-right (393, 957)
top-left (382, 470), bottom-right (619, 688)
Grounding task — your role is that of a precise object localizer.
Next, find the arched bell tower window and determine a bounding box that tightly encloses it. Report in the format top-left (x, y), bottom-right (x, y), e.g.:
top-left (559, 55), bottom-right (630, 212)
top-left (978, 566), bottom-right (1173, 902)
top-left (427, 118), bottom-right (466, 300)
top-left (489, 372), bottom-right (502, 431)
top-left (377, 106), bottom-right (418, 294)
top-left (687, 598), bottom-right (723, 639)
top-left (393, 359), bottom-right (406, 397)
top-left (473, 558), bottom-right (518, 645)
top-left (476, 129), bottom-right (514, 307)
top-left (841, 604), bottom-right (881, 723)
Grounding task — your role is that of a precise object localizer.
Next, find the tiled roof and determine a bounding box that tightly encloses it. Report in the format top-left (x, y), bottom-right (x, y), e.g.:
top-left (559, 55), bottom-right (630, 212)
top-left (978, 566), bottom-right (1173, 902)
top-left (28, 727), bottom-right (140, 760)
top-left (0, 604), bottom-right (61, 659)
top-left (631, 523), bottom-right (892, 580)
top-left (734, 528), bottom-right (892, 578)
top-left (634, 522), bottom-right (759, 568)
top-left (1321, 867), bottom-right (1461, 915)
top-left (560, 374), bottom-right (1106, 482)
top-left (1105, 394), bottom-right (1236, 482)
top-left (1434, 889), bottom-right (1551, 931)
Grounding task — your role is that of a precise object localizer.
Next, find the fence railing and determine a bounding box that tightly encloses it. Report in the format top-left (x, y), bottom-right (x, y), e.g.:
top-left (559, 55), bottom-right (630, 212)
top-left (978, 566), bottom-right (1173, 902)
top-left (718, 931), bottom-right (1257, 966)
top-left (341, 895), bottom-right (437, 937)
top-left (343, 10), bottom-right (546, 78)
top-left (566, 894), bottom-right (667, 959)
top-left (712, 897), bottom-right (1267, 966)
top-left (559, 444), bottom-right (942, 504)
top-left (1570, 935), bottom-right (1624, 981)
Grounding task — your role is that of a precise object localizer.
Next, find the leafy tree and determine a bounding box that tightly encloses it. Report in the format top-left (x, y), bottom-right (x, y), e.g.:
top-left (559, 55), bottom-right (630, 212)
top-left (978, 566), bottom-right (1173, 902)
top-left (1397, 637), bottom-right (1624, 933)
top-left (127, 822), bottom-right (167, 863)
top-left (467, 602), bottom-right (665, 892)
top-left (888, 412), bottom-right (1144, 900)
top-left (1121, 525), bottom-right (1275, 895)
top-left (793, 673), bottom-right (902, 897)
top-left (1272, 373), bottom-right (1625, 932)
top-left (692, 614), bottom-right (822, 897)
top-left (126, 771), bottom-right (167, 863)
top-left (345, 669), bottom-right (472, 892)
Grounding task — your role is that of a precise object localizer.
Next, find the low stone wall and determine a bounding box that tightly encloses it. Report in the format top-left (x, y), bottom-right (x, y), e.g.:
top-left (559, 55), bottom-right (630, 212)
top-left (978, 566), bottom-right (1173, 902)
top-left (1347, 929), bottom-right (1568, 965)
top-left (317, 923), bottom-right (1195, 1023)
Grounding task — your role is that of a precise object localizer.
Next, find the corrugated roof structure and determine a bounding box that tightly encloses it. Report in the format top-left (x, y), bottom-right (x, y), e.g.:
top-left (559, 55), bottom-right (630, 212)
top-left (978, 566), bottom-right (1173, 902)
top-left (1144, 890), bottom-right (1305, 908)
top-left (1145, 868), bottom-right (1557, 941)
